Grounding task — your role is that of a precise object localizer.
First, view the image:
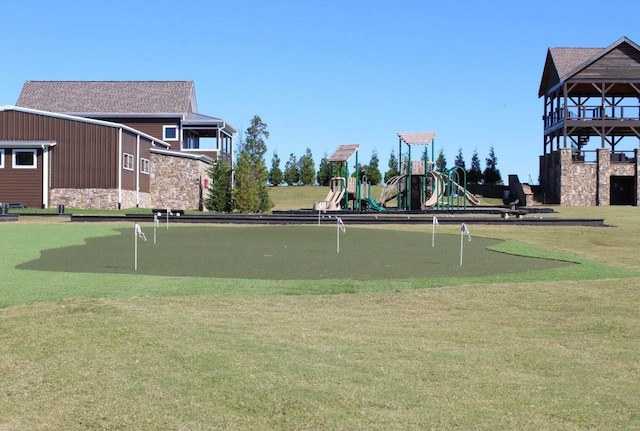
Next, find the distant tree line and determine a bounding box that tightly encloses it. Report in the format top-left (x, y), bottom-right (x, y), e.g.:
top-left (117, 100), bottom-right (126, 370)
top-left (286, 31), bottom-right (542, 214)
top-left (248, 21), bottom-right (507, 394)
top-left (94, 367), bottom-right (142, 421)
top-left (268, 149), bottom-right (384, 187)
top-left (381, 145), bottom-right (501, 185)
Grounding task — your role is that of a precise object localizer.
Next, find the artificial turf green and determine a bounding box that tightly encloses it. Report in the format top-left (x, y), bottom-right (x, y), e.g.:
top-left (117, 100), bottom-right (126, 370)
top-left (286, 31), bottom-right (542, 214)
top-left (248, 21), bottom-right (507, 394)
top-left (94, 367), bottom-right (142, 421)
top-left (17, 225), bottom-right (574, 280)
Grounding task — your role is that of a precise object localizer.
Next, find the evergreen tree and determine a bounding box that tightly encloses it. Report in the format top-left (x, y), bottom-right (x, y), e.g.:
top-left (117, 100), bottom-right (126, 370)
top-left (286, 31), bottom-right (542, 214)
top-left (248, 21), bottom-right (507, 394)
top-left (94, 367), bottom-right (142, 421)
top-left (483, 145), bottom-right (502, 185)
top-left (284, 153), bottom-right (300, 185)
top-left (298, 147), bottom-right (316, 185)
top-left (454, 147), bottom-right (466, 170)
top-left (316, 152), bottom-right (331, 186)
top-left (268, 152), bottom-right (283, 186)
top-left (435, 148), bottom-right (447, 172)
top-left (233, 153), bottom-right (261, 212)
top-left (237, 115), bottom-right (268, 160)
top-left (364, 150), bottom-right (383, 185)
top-left (232, 115), bottom-right (273, 212)
top-left (205, 160), bottom-right (232, 212)
top-left (384, 148), bottom-right (400, 183)
top-left (467, 148), bottom-right (483, 184)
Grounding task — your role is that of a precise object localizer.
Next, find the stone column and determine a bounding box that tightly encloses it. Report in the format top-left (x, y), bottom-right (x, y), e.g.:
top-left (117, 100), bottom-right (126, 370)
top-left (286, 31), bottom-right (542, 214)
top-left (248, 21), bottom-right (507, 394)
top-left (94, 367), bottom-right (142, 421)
top-left (596, 148), bottom-right (610, 206)
top-left (559, 148), bottom-right (572, 205)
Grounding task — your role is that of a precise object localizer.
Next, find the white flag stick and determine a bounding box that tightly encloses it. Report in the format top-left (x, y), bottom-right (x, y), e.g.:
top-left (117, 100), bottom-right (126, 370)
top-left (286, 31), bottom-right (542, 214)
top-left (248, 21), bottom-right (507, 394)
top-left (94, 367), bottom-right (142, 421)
top-left (166, 207), bottom-right (173, 229)
top-left (134, 222), bottom-right (147, 270)
top-left (336, 217), bottom-right (345, 253)
top-left (134, 223), bottom-right (138, 271)
top-left (460, 223), bottom-right (471, 266)
top-left (432, 216), bottom-right (438, 247)
top-left (459, 228), bottom-right (464, 266)
top-left (153, 214), bottom-right (159, 244)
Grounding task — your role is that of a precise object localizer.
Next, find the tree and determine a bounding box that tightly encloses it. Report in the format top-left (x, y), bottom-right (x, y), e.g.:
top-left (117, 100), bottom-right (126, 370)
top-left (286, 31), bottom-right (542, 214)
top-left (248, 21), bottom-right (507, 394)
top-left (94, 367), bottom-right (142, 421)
top-left (351, 163), bottom-right (364, 179)
top-left (384, 148), bottom-right (400, 183)
top-left (467, 148), bottom-right (483, 184)
top-left (435, 148), bottom-right (447, 172)
top-left (316, 152), bottom-right (331, 186)
top-left (232, 115), bottom-right (273, 212)
top-left (483, 145), bottom-right (502, 185)
top-left (298, 148), bottom-right (316, 185)
top-left (284, 153), bottom-right (300, 185)
top-left (364, 150), bottom-right (382, 185)
top-left (237, 115), bottom-right (268, 160)
top-left (268, 152), bottom-right (283, 186)
top-left (233, 153), bottom-right (261, 212)
top-left (454, 148), bottom-right (466, 170)
top-left (205, 160), bottom-right (232, 212)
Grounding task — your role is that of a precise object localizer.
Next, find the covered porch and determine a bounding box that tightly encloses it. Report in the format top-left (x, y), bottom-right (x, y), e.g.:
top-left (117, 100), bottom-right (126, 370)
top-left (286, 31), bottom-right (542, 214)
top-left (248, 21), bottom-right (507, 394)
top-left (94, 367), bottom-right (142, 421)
top-left (181, 113), bottom-right (236, 166)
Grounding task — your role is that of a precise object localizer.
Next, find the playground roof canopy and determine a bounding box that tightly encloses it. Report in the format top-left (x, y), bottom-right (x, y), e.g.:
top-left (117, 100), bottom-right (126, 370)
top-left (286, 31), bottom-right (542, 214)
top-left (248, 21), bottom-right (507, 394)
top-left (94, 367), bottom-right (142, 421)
top-left (398, 132), bottom-right (437, 145)
top-left (328, 144), bottom-right (360, 162)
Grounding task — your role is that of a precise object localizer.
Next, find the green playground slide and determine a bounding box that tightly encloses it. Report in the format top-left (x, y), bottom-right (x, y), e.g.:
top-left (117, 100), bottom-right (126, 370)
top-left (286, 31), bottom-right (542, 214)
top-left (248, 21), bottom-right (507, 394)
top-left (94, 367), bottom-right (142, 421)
top-left (361, 197), bottom-right (386, 212)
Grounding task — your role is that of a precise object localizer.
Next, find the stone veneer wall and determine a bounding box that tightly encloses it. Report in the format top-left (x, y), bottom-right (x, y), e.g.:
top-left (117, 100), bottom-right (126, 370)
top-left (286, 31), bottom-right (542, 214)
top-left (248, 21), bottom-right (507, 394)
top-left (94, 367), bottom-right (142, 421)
top-left (50, 188), bottom-right (120, 210)
top-left (559, 148), bottom-right (597, 206)
top-left (150, 153), bottom-right (210, 210)
top-left (541, 147), bottom-right (640, 206)
top-left (49, 188), bottom-right (152, 210)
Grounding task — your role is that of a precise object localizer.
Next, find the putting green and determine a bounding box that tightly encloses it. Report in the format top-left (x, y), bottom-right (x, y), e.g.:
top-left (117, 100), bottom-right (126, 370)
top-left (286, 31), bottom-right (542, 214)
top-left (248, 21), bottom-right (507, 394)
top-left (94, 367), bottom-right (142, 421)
top-left (17, 225), bottom-right (574, 280)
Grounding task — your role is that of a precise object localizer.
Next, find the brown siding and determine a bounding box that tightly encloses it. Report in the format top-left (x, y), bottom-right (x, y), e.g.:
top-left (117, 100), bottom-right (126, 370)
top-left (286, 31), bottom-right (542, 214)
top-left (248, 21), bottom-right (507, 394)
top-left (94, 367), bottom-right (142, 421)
top-left (0, 149), bottom-right (43, 208)
top-left (102, 117), bottom-right (182, 151)
top-left (0, 111), bottom-right (118, 188)
top-left (122, 131), bottom-right (138, 191)
top-left (139, 137), bottom-right (151, 193)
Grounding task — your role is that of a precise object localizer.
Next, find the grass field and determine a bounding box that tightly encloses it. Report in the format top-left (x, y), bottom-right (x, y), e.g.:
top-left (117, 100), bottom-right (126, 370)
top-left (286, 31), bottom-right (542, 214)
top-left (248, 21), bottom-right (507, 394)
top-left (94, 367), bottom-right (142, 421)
top-left (1, 188), bottom-right (639, 430)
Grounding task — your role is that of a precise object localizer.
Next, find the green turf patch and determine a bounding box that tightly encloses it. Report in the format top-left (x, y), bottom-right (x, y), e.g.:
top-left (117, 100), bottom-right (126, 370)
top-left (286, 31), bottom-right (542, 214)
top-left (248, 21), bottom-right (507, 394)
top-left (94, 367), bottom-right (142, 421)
top-left (17, 225), bottom-right (574, 280)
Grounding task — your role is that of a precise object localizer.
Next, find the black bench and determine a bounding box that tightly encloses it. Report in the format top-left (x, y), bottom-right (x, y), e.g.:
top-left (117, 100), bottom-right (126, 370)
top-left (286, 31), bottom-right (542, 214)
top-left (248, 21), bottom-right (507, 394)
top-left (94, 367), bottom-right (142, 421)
top-left (499, 199), bottom-right (527, 219)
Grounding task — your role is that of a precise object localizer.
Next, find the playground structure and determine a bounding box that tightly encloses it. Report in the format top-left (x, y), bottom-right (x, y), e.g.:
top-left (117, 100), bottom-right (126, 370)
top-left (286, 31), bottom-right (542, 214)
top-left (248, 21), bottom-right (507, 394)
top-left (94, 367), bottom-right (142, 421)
top-left (314, 144), bottom-right (385, 212)
top-left (314, 133), bottom-right (480, 212)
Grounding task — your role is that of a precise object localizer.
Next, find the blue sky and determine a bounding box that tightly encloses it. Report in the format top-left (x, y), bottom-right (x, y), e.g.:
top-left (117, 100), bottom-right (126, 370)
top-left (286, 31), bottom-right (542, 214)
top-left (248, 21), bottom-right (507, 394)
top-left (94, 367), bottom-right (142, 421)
top-left (1, 0), bottom-right (639, 184)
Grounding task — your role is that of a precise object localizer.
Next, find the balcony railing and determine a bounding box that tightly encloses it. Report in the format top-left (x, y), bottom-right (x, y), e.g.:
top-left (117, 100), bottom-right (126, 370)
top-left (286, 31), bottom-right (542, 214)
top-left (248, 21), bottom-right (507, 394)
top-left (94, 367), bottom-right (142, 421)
top-left (544, 105), bottom-right (640, 128)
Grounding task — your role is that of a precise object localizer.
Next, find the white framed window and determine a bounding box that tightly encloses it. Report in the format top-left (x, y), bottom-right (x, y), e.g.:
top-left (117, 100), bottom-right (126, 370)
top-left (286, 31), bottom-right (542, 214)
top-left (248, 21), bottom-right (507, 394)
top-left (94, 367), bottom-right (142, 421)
top-left (0, 149), bottom-right (4, 168)
top-left (163, 125), bottom-right (179, 141)
top-left (140, 158), bottom-right (150, 174)
top-left (123, 153), bottom-right (134, 171)
top-left (12, 149), bottom-right (37, 169)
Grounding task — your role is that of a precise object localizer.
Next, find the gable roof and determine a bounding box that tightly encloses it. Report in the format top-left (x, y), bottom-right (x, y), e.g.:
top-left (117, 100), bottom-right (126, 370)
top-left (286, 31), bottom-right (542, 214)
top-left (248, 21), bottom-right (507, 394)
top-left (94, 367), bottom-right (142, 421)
top-left (16, 81), bottom-right (197, 115)
top-left (538, 36), bottom-right (640, 97)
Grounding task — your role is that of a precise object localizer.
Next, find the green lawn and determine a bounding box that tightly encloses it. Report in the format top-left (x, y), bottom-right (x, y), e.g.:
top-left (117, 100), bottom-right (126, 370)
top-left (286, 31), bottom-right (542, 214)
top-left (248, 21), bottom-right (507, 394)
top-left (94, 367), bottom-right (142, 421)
top-left (1, 198), bottom-right (639, 430)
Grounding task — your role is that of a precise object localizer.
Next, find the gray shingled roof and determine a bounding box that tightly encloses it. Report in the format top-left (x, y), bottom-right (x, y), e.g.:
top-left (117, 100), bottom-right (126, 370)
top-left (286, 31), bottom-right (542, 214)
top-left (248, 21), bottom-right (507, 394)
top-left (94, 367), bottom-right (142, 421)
top-left (538, 47), bottom-right (602, 96)
top-left (548, 47), bottom-right (602, 80)
top-left (16, 81), bottom-right (195, 114)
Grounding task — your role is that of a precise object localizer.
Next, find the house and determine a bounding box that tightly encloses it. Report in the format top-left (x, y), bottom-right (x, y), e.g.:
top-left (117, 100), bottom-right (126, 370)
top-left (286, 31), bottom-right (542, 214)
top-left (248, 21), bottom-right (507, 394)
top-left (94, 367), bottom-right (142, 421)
top-left (539, 37), bottom-right (640, 206)
top-left (0, 81), bottom-right (236, 210)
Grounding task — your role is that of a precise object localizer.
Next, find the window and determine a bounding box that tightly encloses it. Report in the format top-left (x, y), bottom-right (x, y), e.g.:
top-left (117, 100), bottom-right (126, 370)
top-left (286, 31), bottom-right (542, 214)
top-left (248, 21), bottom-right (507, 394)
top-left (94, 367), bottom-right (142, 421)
top-left (140, 158), bottom-right (150, 174)
top-left (12, 149), bottom-right (37, 169)
top-left (123, 153), bottom-right (134, 171)
top-left (163, 125), bottom-right (179, 141)
top-left (0, 149), bottom-right (4, 168)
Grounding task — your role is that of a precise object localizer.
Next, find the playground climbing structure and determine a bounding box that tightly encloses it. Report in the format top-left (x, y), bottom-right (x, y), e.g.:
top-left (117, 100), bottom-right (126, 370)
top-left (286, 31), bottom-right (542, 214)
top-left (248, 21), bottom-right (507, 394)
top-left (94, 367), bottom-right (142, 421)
top-left (379, 132), bottom-right (480, 210)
